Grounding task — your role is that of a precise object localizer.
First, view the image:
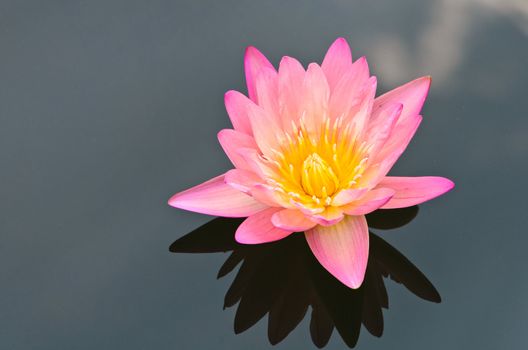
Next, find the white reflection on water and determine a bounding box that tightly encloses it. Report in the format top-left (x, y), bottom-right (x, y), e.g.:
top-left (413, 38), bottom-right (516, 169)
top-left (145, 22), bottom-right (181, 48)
top-left (365, 0), bottom-right (528, 88)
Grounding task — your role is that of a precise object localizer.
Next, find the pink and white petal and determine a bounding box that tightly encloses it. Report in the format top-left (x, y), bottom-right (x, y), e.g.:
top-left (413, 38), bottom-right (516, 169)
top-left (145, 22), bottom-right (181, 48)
top-left (305, 215), bottom-right (369, 289)
top-left (224, 168), bottom-right (262, 193)
top-left (321, 37), bottom-right (352, 91)
top-left (309, 206), bottom-right (344, 227)
top-left (374, 76), bottom-right (431, 126)
top-left (250, 183), bottom-right (292, 208)
top-left (328, 58), bottom-right (370, 123)
top-left (278, 56), bottom-right (305, 129)
top-left (168, 174), bottom-right (268, 217)
top-left (271, 208), bottom-right (317, 231)
top-left (377, 114), bottom-right (422, 162)
top-left (358, 147), bottom-right (405, 189)
top-left (244, 46), bottom-right (275, 103)
top-left (342, 187), bottom-right (395, 215)
top-left (224, 90), bottom-right (254, 136)
top-left (247, 102), bottom-right (283, 157)
top-left (301, 63), bottom-right (330, 133)
top-left (291, 199), bottom-right (325, 216)
top-left (347, 76), bottom-right (377, 137)
top-left (331, 188), bottom-right (368, 207)
top-left (255, 67), bottom-right (280, 118)
top-left (350, 56), bottom-right (370, 86)
top-left (217, 129), bottom-right (258, 170)
top-left (370, 76), bottom-right (430, 162)
top-left (236, 147), bottom-right (277, 180)
top-left (360, 115), bottom-right (423, 188)
top-left (235, 207), bottom-right (293, 244)
top-left (378, 176), bottom-right (455, 209)
top-left (364, 102), bottom-right (402, 158)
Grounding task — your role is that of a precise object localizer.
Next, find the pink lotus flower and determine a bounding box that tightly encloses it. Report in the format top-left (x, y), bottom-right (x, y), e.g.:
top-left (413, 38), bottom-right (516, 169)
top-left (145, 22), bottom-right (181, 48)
top-left (169, 38), bottom-right (454, 289)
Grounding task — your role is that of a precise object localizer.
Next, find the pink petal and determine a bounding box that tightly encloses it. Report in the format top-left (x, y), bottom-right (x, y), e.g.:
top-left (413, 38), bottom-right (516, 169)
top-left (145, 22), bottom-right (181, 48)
top-left (168, 174), bottom-right (268, 217)
top-left (235, 207), bottom-right (293, 244)
top-left (364, 102), bottom-right (403, 158)
top-left (342, 187), bottom-right (395, 215)
top-left (236, 147), bottom-right (276, 180)
top-left (371, 76), bottom-right (431, 162)
top-left (305, 215), bottom-right (369, 289)
top-left (301, 63), bottom-right (330, 133)
top-left (378, 176), bottom-right (455, 209)
top-left (250, 183), bottom-right (292, 208)
top-left (374, 76), bottom-right (431, 126)
top-left (347, 76), bottom-right (377, 137)
top-left (224, 90), bottom-right (254, 136)
top-left (291, 200), bottom-right (325, 216)
top-left (224, 168), bottom-right (262, 193)
top-left (309, 206), bottom-right (344, 226)
top-left (271, 208), bottom-right (317, 231)
top-left (278, 56), bottom-right (305, 129)
top-left (359, 116), bottom-right (422, 188)
top-left (244, 46), bottom-right (275, 103)
top-left (328, 57), bottom-right (370, 123)
top-left (321, 37), bottom-right (352, 91)
top-left (217, 129), bottom-right (258, 170)
top-left (255, 67), bottom-right (280, 117)
top-left (331, 188), bottom-right (368, 206)
top-left (246, 101), bottom-right (283, 157)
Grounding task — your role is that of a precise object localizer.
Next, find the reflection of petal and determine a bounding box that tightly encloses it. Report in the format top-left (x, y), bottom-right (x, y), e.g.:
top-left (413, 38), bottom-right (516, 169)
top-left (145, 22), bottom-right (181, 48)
top-left (371, 233), bottom-right (441, 303)
top-left (309, 298), bottom-right (334, 348)
top-left (169, 207), bottom-right (441, 348)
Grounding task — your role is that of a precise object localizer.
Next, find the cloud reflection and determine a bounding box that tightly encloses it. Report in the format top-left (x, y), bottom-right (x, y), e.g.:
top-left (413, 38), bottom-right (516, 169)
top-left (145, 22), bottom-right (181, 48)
top-left (169, 207), bottom-right (440, 348)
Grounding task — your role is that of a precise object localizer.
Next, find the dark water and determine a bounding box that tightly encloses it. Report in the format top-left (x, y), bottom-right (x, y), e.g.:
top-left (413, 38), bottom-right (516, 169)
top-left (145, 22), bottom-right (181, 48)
top-left (1, 0), bottom-right (527, 349)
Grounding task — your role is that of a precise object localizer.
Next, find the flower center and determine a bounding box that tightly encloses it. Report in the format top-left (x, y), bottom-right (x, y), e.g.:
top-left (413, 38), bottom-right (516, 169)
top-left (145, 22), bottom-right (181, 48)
top-left (266, 116), bottom-right (370, 209)
top-left (301, 153), bottom-right (339, 199)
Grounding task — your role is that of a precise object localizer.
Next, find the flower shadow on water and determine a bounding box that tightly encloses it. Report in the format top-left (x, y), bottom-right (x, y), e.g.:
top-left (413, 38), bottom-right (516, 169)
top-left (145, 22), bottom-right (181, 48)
top-left (169, 206), bottom-right (440, 348)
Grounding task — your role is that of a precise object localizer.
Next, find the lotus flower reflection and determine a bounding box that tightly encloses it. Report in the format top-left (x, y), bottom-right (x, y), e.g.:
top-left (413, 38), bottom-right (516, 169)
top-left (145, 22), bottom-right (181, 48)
top-left (169, 38), bottom-right (454, 289)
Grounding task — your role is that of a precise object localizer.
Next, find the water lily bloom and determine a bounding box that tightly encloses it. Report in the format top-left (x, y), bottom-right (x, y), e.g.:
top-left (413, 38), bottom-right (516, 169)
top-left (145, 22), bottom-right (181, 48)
top-left (169, 38), bottom-right (454, 289)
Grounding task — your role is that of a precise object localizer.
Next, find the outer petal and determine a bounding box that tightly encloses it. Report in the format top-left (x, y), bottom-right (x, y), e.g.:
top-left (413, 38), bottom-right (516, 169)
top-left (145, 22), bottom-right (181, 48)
top-left (224, 90), bottom-right (254, 135)
top-left (168, 174), bottom-right (268, 217)
top-left (359, 116), bottom-right (422, 189)
top-left (321, 37), bottom-right (352, 91)
top-left (378, 176), bottom-right (455, 209)
top-left (374, 76), bottom-right (431, 126)
top-left (224, 168), bottom-right (262, 193)
top-left (271, 208), bottom-right (317, 231)
top-left (363, 102), bottom-right (402, 158)
top-left (235, 207), bottom-right (293, 244)
top-left (371, 76), bottom-right (431, 163)
top-left (305, 215), bottom-right (369, 289)
top-left (217, 129), bottom-right (258, 170)
top-left (244, 46), bottom-right (275, 103)
top-left (342, 187), bottom-right (395, 215)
